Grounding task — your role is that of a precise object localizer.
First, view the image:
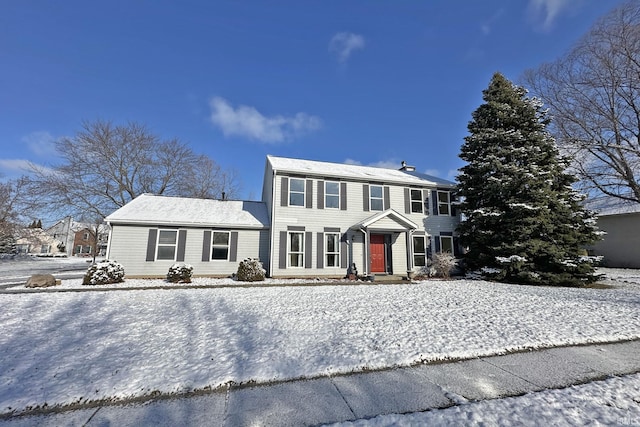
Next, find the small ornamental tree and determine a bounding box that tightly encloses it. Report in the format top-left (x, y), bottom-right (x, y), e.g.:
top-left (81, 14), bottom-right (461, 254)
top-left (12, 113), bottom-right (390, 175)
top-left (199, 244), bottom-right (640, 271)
top-left (456, 72), bottom-right (601, 286)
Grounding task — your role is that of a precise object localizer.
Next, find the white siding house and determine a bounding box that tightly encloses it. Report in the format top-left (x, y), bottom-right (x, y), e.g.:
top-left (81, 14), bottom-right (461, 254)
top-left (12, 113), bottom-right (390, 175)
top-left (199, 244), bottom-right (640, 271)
top-left (105, 195), bottom-right (270, 277)
top-left (106, 156), bottom-right (461, 278)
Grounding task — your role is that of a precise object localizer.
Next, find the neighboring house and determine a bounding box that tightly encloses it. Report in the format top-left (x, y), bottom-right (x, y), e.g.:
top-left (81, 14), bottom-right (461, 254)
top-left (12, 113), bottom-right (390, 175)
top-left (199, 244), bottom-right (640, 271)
top-left (73, 225), bottom-right (110, 257)
top-left (105, 156), bottom-right (460, 278)
top-left (587, 197), bottom-right (640, 268)
top-left (16, 228), bottom-right (65, 256)
top-left (47, 217), bottom-right (110, 257)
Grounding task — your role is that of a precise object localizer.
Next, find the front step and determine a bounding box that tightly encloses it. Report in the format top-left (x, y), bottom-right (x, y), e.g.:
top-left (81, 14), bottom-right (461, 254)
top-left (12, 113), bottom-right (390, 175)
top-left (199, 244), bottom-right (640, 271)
top-left (367, 274), bottom-right (408, 283)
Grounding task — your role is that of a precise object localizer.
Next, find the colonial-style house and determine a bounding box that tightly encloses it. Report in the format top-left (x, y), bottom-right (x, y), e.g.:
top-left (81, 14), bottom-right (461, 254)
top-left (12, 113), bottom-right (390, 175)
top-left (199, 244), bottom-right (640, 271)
top-left (105, 156), bottom-right (460, 278)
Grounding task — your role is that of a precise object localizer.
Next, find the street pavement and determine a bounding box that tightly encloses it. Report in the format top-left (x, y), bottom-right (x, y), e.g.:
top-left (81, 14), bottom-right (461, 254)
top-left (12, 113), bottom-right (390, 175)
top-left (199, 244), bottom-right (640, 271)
top-left (1, 340), bottom-right (638, 426)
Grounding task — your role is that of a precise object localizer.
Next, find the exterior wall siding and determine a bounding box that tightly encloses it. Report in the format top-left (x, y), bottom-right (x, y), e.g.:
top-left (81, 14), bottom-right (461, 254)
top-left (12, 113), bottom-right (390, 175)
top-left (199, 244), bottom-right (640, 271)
top-left (592, 214), bottom-right (640, 268)
top-left (109, 224), bottom-right (268, 277)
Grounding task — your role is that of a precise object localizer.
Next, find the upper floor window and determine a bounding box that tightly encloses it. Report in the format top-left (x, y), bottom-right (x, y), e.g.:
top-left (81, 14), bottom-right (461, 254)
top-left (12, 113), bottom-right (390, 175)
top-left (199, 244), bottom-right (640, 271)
top-left (325, 233), bottom-right (340, 267)
top-left (410, 189), bottom-right (423, 214)
top-left (437, 191), bottom-right (451, 215)
top-left (325, 181), bottom-right (340, 209)
top-left (156, 229), bottom-right (177, 260)
top-left (83, 232), bottom-right (90, 240)
top-left (288, 231), bottom-right (304, 267)
top-left (412, 236), bottom-right (426, 267)
top-left (370, 185), bottom-right (384, 211)
top-left (289, 178), bottom-right (305, 206)
top-left (211, 231), bottom-right (230, 260)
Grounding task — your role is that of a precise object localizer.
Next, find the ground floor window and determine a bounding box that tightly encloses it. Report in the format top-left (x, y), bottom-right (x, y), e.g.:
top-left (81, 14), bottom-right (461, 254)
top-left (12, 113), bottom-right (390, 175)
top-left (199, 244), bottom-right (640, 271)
top-left (413, 236), bottom-right (426, 267)
top-left (288, 231), bottom-right (304, 267)
top-left (156, 229), bottom-right (178, 260)
top-left (211, 231), bottom-right (230, 260)
top-left (325, 233), bottom-right (340, 267)
top-left (438, 235), bottom-right (454, 253)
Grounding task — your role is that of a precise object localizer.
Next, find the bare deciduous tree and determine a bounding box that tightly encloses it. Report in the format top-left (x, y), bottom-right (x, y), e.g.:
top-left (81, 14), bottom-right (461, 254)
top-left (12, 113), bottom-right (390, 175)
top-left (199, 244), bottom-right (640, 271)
top-left (524, 1), bottom-right (640, 203)
top-left (0, 177), bottom-right (30, 238)
top-left (24, 120), bottom-right (241, 220)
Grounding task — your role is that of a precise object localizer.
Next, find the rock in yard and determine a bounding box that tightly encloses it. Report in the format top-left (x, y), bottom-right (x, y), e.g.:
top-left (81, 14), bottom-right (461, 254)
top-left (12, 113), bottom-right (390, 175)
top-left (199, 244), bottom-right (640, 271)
top-left (25, 274), bottom-right (59, 288)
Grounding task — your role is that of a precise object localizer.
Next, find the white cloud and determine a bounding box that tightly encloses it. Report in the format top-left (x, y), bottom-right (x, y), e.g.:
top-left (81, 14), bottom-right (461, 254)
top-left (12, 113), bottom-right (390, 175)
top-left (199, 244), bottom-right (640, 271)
top-left (329, 32), bottom-right (365, 63)
top-left (424, 169), bottom-right (440, 177)
top-left (0, 159), bottom-right (33, 174)
top-left (527, 0), bottom-right (576, 31)
top-left (21, 131), bottom-right (56, 157)
top-left (209, 97), bottom-right (322, 143)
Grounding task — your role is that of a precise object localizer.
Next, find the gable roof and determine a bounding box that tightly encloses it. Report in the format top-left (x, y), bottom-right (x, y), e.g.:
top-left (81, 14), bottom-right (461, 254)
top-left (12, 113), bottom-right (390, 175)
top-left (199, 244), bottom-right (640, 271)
top-left (355, 209), bottom-right (418, 230)
top-left (105, 194), bottom-right (270, 229)
top-left (267, 155), bottom-right (455, 187)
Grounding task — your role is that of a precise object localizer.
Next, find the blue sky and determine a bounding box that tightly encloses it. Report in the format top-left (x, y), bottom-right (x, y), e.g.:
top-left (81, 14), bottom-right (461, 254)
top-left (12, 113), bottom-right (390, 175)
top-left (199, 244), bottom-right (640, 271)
top-left (0, 0), bottom-right (625, 201)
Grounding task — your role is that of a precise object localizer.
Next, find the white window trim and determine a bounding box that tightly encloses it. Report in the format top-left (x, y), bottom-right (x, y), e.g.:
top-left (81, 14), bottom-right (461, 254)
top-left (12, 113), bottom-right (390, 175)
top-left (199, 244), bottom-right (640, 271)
top-left (289, 178), bottom-right (306, 207)
top-left (211, 231), bottom-right (230, 261)
top-left (325, 181), bottom-right (340, 209)
top-left (156, 229), bottom-right (178, 261)
top-left (410, 189), bottom-right (423, 214)
top-left (288, 231), bottom-right (305, 268)
top-left (412, 235), bottom-right (427, 267)
top-left (325, 232), bottom-right (341, 267)
top-left (370, 185), bottom-right (384, 211)
top-left (437, 191), bottom-right (451, 215)
top-left (438, 235), bottom-right (454, 254)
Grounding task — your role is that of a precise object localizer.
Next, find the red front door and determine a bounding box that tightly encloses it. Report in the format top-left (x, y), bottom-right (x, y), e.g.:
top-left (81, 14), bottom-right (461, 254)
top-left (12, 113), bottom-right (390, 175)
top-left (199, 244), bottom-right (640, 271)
top-left (370, 234), bottom-right (386, 273)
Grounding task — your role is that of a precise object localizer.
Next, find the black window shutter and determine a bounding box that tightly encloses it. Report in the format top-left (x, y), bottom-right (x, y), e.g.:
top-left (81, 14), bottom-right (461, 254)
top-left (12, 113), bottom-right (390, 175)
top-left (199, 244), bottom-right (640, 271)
top-left (202, 230), bottom-right (212, 262)
top-left (404, 188), bottom-right (411, 214)
top-left (279, 231), bottom-right (287, 269)
top-left (432, 190), bottom-right (439, 216)
top-left (434, 236), bottom-right (441, 253)
top-left (340, 233), bottom-right (348, 268)
top-left (317, 232), bottom-right (324, 269)
top-left (450, 193), bottom-right (457, 216)
top-left (304, 232), bottom-right (312, 268)
top-left (306, 179), bottom-right (313, 209)
top-left (176, 230), bottom-right (187, 262)
top-left (363, 184), bottom-right (370, 211)
top-left (453, 236), bottom-right (461, 257)
top-left (317, 181), bottom-right (324, 210)
top-left (340, 182), bottom-right (347, 210)
top-left (384, 186), bottom-right (390, 210)
top-left (281, 177), bottom-right (289, 207)
top-left (146, 229), bottom-right (158, 261)
top-left (229, 231), bottom-right (238, 262)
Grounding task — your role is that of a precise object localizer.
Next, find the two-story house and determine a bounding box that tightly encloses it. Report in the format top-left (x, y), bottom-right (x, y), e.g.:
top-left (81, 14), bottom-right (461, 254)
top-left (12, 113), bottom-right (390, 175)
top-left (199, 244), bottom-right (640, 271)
top-left (105, 156), bottom-right (460, 278)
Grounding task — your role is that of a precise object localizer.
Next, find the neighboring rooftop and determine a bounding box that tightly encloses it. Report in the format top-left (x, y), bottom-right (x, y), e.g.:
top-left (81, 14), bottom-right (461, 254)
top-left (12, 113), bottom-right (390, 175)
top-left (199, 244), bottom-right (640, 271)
top-left (267, 155), bottom-right (455, 187)
top-left (586, 196), bottom-right (640, 216)
top-left (105, 194), bottom-right (270, 228)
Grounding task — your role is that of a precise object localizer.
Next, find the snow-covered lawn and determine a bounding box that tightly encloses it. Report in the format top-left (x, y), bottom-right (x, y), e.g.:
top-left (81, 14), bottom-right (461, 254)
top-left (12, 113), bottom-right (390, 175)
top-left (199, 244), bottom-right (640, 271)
top-left (332, 373), bottom-right (640, 427)
top-left (0, 269), bottom-right (639, 416)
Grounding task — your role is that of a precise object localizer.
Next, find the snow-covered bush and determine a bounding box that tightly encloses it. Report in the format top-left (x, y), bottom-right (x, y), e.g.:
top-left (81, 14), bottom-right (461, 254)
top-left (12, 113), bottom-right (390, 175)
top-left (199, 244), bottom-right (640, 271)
top-left (167, 263), bottom-right (193, 283)
top-left (236, 258), bottom-right (266, 282)
top-left (82, 259), bottom-right (125, 286)
top-left (432, 252), bottom-right (456, 279)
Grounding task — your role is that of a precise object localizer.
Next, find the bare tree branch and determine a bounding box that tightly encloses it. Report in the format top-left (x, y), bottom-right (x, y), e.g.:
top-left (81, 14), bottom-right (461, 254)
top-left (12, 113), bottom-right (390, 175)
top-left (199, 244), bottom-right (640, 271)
top-left (524, 1), bottom-right (640, 203)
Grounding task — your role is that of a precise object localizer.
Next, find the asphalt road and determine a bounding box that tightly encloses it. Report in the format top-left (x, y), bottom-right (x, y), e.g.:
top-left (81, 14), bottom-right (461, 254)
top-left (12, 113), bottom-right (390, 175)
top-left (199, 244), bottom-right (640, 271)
top-left (0, 256), bottom-right (96, 287)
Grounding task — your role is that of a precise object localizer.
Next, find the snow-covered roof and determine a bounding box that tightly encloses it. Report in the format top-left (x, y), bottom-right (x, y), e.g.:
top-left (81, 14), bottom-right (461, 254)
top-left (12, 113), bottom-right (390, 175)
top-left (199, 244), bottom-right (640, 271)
top-left (105, 194), bottom-right (270, 229)
top-left (267, 155), bottom-right (455, 187)
top-left (585, 196), bottom-right (640, 217)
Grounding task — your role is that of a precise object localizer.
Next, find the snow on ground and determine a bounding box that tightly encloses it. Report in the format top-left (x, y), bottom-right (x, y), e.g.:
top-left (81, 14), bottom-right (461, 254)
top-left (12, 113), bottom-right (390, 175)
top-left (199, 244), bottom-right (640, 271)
top-left (0, 270), bottom-right (639, 416)
top-left (332, 373), bottom-right (640, 427)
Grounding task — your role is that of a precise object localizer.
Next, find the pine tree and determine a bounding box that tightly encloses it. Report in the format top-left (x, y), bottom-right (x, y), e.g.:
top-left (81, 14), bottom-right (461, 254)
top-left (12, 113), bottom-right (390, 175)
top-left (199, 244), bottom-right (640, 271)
top-left (0, 232), bottom-right (17, 255)
top-left (456, 72), bottom-right (601, 286)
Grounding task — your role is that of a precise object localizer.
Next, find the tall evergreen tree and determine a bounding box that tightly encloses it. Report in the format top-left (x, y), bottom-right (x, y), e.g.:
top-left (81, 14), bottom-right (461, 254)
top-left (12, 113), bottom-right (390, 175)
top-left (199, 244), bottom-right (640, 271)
top-left (457, 72), bottom-right (601, 286)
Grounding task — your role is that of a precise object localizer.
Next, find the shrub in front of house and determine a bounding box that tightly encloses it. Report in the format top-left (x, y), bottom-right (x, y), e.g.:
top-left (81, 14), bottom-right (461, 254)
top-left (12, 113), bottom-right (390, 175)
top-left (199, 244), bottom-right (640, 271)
top-left (167, 263), bottom-right (193, 283)
top-left (82, 259), bottom-right (125, 285)
top-left (432, 252), bottom-right (457, 279)
top-left (236, 258), bottom-right (266, 282)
